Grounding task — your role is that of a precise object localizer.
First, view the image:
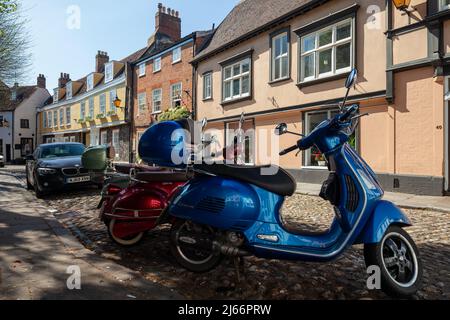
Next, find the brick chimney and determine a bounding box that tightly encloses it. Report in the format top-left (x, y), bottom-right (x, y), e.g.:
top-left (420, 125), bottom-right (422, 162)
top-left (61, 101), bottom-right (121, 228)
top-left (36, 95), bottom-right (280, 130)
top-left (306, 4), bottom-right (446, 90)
top-left (37, 74), bottom-right (46, 89)
top-left (155, 3), bottom-right (181, 41)
top-left (96, 51), bottom-right (109, 73)
top-left (58, 73), bottom-right (71, 88)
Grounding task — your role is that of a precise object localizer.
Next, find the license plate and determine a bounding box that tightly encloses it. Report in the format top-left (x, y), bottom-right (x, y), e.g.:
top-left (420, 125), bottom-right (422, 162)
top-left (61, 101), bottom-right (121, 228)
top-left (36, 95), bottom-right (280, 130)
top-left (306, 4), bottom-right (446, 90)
top-left (67, 176), bottom-right (91, 184)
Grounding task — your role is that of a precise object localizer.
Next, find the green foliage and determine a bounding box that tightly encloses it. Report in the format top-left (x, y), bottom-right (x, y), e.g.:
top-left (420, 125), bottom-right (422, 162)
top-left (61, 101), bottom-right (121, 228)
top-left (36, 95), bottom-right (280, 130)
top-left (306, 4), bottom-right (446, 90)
top-left (158, 106), bottom-right (191, 122)
top-left (0, 0), bottom-right (17, 14)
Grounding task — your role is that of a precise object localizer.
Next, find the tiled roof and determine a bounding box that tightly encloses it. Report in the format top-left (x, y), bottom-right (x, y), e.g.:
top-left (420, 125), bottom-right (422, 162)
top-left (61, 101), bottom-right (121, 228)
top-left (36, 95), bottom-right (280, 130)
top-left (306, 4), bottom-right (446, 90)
top-left (194, 0), bottom-right (317, 61)
top-left (120, 47), bottom-right (147, 63)
top-left (0, 85), bottom-right (38, 112)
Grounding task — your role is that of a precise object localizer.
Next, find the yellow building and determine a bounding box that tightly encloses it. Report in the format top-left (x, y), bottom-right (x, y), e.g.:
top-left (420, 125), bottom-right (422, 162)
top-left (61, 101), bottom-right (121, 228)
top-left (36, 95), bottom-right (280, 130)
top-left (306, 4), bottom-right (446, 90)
top-left (37, 50), bottom-right (145, 162)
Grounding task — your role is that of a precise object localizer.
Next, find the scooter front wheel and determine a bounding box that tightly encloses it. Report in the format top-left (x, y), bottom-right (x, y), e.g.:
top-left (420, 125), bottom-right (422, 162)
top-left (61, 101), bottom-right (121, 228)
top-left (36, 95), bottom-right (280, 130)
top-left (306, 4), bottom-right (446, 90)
top-left (170, 220), bottom-right (222, 273)
top-left (364, 225), bottom-right (422, 298)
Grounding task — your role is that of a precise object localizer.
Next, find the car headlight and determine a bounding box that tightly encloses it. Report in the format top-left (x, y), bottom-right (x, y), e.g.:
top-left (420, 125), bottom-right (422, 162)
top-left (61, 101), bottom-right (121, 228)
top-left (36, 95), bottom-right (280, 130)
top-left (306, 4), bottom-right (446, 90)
top-left (38, 168), bottom-right (57, 175)
top-left (0, 156), bottom-right (4, 160)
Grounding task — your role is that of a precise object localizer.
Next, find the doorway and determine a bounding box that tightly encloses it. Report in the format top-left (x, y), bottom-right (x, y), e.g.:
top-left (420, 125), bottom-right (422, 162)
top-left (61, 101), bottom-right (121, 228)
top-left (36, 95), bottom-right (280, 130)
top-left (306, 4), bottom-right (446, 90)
top-left (6, 144), bottom-right (11, 162)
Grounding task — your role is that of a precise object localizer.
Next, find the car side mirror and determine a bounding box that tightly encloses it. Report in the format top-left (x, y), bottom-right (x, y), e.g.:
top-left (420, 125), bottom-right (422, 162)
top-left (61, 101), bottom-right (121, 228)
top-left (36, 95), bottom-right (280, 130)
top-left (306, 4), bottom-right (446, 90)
top-left (275, 123), bottom-right (288, 136)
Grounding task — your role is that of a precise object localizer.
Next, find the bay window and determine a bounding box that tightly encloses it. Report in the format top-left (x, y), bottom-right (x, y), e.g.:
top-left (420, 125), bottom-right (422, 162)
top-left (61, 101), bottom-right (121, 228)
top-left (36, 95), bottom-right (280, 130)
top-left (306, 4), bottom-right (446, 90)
top-left (222, 57), bottom-right (251, 103)
top-left (300, 18), bottom-right (354, 83)
top-left (271, 31), bottom-right (289, 81)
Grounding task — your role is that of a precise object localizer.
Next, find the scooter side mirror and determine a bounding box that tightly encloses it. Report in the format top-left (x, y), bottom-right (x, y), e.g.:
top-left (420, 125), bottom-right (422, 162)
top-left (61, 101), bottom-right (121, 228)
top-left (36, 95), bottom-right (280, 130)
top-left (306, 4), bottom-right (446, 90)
top-left (345, 69), bottom-right (358, 89)
top-left (275, 123), bottom-right (288, 136)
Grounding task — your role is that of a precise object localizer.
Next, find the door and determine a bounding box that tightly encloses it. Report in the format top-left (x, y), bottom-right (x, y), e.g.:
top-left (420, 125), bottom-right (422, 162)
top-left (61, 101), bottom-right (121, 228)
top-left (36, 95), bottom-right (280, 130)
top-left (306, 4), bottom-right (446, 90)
top-left (6, 144), bottom-right (11, 162)
top-left (21, 138), bottom-right (34, 157)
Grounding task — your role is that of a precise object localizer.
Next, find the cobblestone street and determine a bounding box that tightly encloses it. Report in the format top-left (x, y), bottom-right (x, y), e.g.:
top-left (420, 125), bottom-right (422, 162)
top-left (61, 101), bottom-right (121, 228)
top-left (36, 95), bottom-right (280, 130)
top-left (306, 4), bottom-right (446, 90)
top-left (23, 173), bottom-right (448, 300)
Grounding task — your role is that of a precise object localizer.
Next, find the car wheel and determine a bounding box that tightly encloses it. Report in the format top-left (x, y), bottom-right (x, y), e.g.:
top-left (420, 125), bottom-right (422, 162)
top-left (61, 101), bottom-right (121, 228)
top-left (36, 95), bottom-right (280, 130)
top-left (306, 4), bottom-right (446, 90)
top-left (33, 174), bottom-right (46, 199)
top-left (26, 172), bottom-right (33, 190)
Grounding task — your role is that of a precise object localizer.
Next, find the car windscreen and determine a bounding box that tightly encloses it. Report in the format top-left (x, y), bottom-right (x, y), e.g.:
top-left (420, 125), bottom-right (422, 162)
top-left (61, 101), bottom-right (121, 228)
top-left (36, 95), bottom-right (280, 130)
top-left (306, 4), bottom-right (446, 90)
top-left (39, 144), bottom-right (85, 159)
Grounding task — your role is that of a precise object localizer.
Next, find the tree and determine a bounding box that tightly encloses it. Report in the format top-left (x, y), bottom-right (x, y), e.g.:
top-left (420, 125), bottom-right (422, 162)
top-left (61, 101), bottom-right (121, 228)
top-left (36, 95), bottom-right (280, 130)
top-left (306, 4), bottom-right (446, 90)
top-left (0, 0), bottom-right (31, 85)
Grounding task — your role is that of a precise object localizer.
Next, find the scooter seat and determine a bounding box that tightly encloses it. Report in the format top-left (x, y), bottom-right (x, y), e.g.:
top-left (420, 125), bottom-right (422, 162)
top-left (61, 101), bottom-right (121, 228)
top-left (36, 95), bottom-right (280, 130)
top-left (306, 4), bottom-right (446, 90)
top-left (134, 172), bottom-right (189, 183)
top-left (194, 164), bottom-right (296, 196)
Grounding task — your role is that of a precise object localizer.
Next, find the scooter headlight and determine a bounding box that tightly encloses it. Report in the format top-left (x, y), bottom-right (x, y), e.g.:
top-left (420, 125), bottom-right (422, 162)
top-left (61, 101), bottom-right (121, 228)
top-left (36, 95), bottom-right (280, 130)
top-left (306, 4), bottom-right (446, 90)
top-left (38, 168), bottom-right (57, 175)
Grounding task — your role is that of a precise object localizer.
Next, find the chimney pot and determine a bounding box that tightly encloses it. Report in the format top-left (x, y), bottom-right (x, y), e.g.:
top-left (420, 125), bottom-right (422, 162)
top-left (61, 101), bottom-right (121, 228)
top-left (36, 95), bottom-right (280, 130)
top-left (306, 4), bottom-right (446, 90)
top-left (37, 74), bottom-right (46, 89)
top-left (96, 50), bottom-right (109, 73)
top-left (154, 3), bottom-right (181, 42)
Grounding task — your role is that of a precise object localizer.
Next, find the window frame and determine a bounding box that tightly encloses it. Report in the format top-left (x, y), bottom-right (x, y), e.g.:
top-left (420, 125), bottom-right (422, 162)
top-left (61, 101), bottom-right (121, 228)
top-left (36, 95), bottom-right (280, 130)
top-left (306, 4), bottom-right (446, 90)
top-left (203, 72), bottom-right (213, 101)
top-left (152, 88), bottom-right (162, 114)
top-left (110, 89), bottom-right (117, 113)
top-left (99, 93), bottom-right (107, 116)
top-left (66, 82), bottom-right (73, 100)
top-left (440, 0), bottom-right (450, 11)
top-left (138, 92), bottom-right (147, 115)
top-left (172, 47), bottom-right (182, 64)
top-left (65, 107), bottom-right (71, 126)
top-left (59, 109), bottom-right (64, 127)
top-left (297, 16), bottom-right (356, 85)
top-left (101, 130), bottom-right (108, 145)
top-left (105, 62), bottom-right (114, 83)
top-left (153, 57), bottom-right (162, 73)
top-left (20, 119), bottom-right (30, 129)
top-left (170, 82), bottom-right (183, 108)
top-left (138, 63), bottom-right (146, 77)
top-left (270, 27), bottom-right (291, 83)
top-left (220, 54), bottom-right (252, 104)
top-left (80, 101), bottom-right (86, 120)
top-left (53, 89), bottom-right (59, 103)
top-left (88, 97), bottom-right (95, 119)
top-left (53, 110), bottom-right (58, 128)
top-left (87, 74), bottom-right (94, 91)
top-left (43, 112), bottom-right (47, 129)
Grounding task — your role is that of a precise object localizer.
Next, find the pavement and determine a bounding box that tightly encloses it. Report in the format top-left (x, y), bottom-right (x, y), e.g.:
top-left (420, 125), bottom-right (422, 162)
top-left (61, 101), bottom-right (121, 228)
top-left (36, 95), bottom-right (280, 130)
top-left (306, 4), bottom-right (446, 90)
top-left (0, 167), bottom-right (182, 300)
top-left (297, 183), bottom-right (450, 213)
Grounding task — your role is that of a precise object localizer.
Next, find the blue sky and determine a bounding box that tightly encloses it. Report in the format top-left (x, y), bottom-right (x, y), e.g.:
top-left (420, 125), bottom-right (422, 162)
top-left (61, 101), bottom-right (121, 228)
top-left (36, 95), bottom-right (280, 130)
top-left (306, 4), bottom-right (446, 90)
top-left (21, 0), bottom-right (239, 90)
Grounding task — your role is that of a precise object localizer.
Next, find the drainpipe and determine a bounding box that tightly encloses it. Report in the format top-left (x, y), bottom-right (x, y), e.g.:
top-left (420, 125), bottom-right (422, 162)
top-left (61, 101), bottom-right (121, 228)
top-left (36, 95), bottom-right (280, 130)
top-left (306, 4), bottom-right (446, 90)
top-left (126, 61), bottom-right (135, 164)
top-left (191, 32), bottom-right (198, 121)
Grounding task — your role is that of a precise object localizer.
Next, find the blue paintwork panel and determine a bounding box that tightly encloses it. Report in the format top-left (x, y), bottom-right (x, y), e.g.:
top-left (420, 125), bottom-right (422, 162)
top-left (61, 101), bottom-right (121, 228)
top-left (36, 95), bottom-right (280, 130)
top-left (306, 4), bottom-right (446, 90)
top-left (355, 200), bottom-right (412, 244)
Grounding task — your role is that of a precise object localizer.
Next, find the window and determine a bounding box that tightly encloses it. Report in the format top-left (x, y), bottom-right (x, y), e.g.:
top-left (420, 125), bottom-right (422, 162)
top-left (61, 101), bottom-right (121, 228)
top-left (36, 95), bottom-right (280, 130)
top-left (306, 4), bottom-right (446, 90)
top-left (203, 73), bottom-right (212, 100)
top-left (271, 32), bottom-right (289, 81)
top-left (89, 97), bottom-right (94, 119)
top-left (87, 74), bottom-right (94, 91)
top-left (66, 107), bottom-right (71, 125)
top-left (153, 57), bottom-right (161, 73)
top-left (172, 47), bottom-right (181, 63)
top-left (48, 111), bottom-right (52, 128)
top-left (304, 109), bottom-right (357, 167)
top-left (11, 91), bottom-right (16, 101)
top-left (20, 119), bottom-right (29, 129)
top-left (170, 83), bottom-right (182, 107)
top-left (152, 88), bottom-right (162, 113)
top-left (138, 92), bottom-right (147, 114)
top-left (53, 89), bottom-right (59, 103)
top-left (110, 90), bottom-right (117, 113)
top-left (112, 129), bottom-right (120, 159)
top-left (300, 18), bottom-right (353, 83)
top-left (59, 109), bottom-right (64, 127)
top-left (80, 101), bottom-right (86, 120)
top-left (105, 62), bottom-right (114, 83)
top-left (53, 110), bottom-right (58, 128)
top-left (225, 120), bottom-right (255, 165)
top-left (66, 82), bottom-right (72, 99)
top-left (99, 93), bottom-right (106, 115)
top-left (440, 0), bottom-right (450, 10)
top-left (139, 63), bottom-right (146, 77)
top-left (101, 131), bottom-right (108, 145)
top-left (70, 136), bottom-right (76, 142)
top-left (43, 112), bottom-right (47, 128)
top-left (222, 58), bottom-right (251, 102)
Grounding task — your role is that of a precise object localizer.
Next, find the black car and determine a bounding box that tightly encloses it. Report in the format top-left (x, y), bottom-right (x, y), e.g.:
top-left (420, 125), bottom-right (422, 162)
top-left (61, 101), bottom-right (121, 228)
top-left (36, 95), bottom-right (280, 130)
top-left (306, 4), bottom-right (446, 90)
top-left (26, 142), bottom-right (103, 198)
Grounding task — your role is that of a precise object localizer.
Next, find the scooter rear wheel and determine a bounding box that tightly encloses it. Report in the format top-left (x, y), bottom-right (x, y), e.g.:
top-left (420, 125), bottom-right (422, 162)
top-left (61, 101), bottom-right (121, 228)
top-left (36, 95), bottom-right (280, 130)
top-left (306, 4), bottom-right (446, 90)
top-left (107, 219), bottom-right (145, 247)
top-left (170, 220), bottom-right (222, 273)
top-left (364, 225), bottom-right (422, 298)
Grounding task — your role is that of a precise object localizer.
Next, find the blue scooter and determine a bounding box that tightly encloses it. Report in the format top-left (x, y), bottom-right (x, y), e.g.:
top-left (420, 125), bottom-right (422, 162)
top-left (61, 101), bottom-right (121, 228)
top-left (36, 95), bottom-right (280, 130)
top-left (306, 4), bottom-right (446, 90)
top-left (152, 70), bottom-right (422, 298)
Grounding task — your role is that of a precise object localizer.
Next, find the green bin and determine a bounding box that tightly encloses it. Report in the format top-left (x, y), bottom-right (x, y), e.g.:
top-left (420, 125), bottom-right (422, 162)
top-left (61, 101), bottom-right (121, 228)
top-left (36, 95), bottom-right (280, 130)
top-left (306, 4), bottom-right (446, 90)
top-left (82, 145), bottom-right (108, 171)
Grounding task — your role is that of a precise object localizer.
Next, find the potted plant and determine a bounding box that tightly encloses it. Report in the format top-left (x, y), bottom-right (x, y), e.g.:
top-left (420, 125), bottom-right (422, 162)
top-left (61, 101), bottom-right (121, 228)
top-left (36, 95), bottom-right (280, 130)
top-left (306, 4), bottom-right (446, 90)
top-left (158, 106), bottom-right (191, 122)
top-left (96, 113), bottom-right (106, 120)
top-left (107, 110), bottom-right (117, 117)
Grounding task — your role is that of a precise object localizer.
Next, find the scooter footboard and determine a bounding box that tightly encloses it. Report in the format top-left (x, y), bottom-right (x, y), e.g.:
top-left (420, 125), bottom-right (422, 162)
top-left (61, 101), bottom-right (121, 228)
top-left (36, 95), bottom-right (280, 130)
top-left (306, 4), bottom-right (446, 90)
top-left (355, 200), bottom-right (412, 244)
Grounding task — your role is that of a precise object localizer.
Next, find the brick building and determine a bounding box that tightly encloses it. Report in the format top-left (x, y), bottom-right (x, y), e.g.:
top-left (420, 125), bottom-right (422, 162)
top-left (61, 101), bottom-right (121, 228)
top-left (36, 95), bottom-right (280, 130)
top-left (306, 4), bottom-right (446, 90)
top-left (130, 3), bottom-right (213, 160)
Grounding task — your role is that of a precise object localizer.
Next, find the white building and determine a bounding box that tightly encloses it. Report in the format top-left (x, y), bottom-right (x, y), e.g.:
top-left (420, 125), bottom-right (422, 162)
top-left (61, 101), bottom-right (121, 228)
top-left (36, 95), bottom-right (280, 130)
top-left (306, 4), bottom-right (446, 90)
top-left (0, 76), bottom-right (50, 163)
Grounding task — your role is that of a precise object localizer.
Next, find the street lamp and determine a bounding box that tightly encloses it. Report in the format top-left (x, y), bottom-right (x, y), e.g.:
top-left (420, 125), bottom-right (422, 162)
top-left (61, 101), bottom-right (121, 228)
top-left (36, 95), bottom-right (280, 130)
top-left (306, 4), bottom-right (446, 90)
top-left (392, 0), bottom-right (412, 12)
top-left (113, 96), bottom-right (123, 108)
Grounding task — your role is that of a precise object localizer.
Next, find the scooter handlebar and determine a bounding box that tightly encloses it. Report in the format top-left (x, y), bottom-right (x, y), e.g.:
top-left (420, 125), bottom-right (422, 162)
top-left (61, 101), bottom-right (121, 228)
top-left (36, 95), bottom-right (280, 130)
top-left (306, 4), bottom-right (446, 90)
top-left (279, 144), bottom-right (299, 156)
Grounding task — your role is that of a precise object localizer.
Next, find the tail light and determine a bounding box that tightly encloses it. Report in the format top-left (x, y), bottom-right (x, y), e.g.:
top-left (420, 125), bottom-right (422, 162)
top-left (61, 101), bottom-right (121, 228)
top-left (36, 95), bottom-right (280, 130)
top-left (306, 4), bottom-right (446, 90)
top-left (107, 185), bottom-right (122, 195)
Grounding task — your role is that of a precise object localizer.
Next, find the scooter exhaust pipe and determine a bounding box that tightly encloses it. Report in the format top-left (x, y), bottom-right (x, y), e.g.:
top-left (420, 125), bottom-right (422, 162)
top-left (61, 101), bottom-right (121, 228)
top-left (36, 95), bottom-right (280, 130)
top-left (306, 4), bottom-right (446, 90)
top-left (213, 242), bottom-right (251, 257)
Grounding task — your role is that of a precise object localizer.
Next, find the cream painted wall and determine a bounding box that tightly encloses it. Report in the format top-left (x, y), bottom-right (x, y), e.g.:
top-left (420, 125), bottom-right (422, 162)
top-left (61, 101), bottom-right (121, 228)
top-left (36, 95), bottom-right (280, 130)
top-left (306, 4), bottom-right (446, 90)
top-left (392, 27), bottom-right (428, 65)
top-left (196, 0), bottom-right (387, 122)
